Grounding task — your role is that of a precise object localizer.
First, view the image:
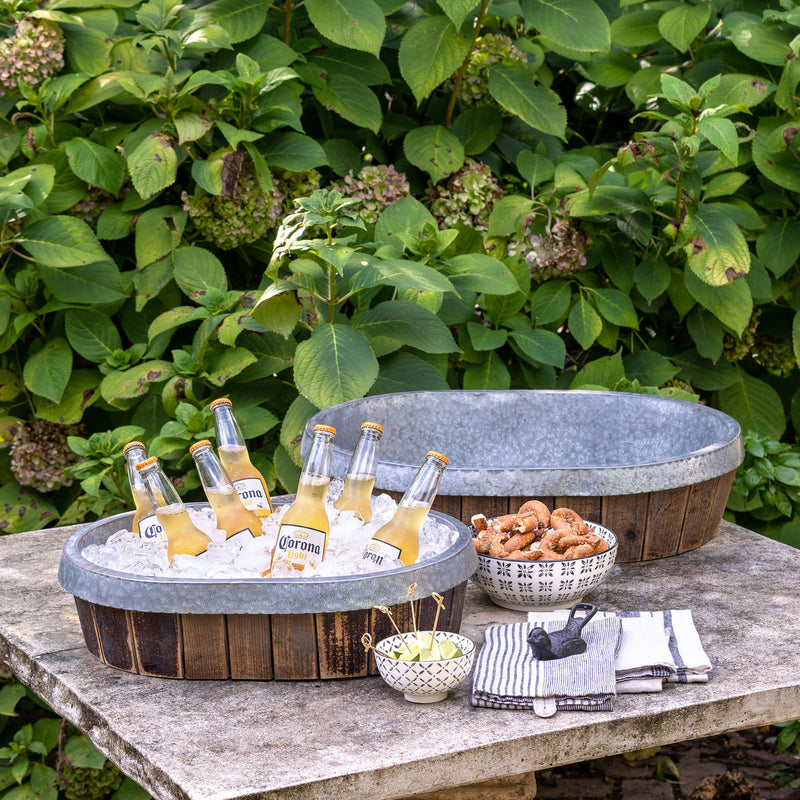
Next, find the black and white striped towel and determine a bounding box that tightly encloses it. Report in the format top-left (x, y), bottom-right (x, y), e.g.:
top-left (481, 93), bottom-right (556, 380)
top-left (527, 610), bottom-right (712, 693)
top-left (471, 617), bottom-right (621, 713)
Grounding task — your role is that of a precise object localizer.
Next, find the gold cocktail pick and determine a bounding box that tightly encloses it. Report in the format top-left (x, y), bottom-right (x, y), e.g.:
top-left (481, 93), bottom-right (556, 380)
top-left (406, 583), bottom-right (418, 642)
top-left (373, 605), bottom-right (413, 653)
top-left (430, 592), bottom-right (446, 641)
top-left (361, 633), bottom-right (392, 659)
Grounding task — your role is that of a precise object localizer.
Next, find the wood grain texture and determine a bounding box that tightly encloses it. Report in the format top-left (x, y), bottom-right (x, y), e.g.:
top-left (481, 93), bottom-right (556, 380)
top-left (73, 598), bottom-right (101, 661)
top-left (555, 496), bottom-right (602, 523)
top-left (93, 604), bottom-right (135, 672)
top-left (461, 496), bottom-right (507, 526)
top-left (602, 493), bottom-right (650, 563)
top-left (271, 613), bottom-right (318, 680)
top-left (181, 615), bottom-right (228, 679)
top-left (227, 615), bottom-right (272, 680)
top-left (680, 476), bottom-right (720, 552)
top-left (131, 611), bottom-right (182, 678)
top-left (642, 486), bottom-right (690, 560)
top-left (316, 610), bottom-right (369, 679)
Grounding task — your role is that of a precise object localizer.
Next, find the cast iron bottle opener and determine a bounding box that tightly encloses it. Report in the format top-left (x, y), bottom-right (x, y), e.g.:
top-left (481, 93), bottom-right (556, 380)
top-left (527, 602), bottom-right (598, 661)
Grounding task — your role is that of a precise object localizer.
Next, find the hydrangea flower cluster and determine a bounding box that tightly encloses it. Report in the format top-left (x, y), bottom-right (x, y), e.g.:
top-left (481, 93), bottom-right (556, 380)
top-left (753, 335), bottom-right (797, 377)
top-left (67, 185), bottom-right (117, 227)
top-left (57, 761), bottom-right (123, 800)
top-left (424, 158), bottom-right (503, 231)
top-left (0, 17), bottom-right (65, 97)
top-left (277, 168), bottom-right (321, 215)
top-left (10, 419), bottom-right (79, 492)
top-left (329, 163), bottom-right (410, 224)
top-left (454, 33), bottom-right (527, 108)
top-left (723, 309), bottom-right (760, 363)
top-left (506, 215), bottom-right (588, 280)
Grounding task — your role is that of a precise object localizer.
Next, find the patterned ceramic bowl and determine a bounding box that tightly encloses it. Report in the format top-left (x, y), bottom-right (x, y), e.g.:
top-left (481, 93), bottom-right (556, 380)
top-left (373, 631), bottom-right (476, 703)
top-left (472, 522), bottom-right (618, 611)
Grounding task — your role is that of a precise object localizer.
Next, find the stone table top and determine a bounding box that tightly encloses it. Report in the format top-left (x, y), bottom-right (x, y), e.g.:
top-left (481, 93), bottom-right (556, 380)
top-left (1, 521), bottom-right (799, 800)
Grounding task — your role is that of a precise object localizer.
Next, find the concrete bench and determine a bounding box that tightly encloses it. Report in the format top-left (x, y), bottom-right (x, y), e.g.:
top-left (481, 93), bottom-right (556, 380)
top-left (0, 520), bottom-right (798, 800)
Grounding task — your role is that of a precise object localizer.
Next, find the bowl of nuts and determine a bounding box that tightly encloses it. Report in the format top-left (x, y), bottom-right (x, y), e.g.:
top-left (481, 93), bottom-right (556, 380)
top-left (470, 501), bottom-right (618, 611)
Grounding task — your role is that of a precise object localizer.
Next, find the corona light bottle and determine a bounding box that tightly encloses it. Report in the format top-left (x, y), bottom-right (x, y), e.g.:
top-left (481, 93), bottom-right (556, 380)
top-left (135, 457), bottom-right (212, 562)
top-left (189, 440), bottom-right (262, 545)
top-left (270, 424), bottom-right (336, 572)
top-left (210, 397), bottom-right (272, 518)
top-left (123, 441), bottom-right (167, 544)
top-left (333, 421), bottom-right (383, 522)
top-left (363, 451), bottom-right (448, 568)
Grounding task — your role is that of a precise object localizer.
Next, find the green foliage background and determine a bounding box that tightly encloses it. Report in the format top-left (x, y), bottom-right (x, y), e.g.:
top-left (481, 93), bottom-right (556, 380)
top-left (2, 1), bottom-right (800, 794)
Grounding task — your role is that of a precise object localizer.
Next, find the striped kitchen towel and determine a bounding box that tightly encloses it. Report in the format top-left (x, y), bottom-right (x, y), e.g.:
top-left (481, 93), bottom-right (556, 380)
top-left (527, 609), bottom-right (712, 693)
top-left (471, 617), bottom-right (621, 713)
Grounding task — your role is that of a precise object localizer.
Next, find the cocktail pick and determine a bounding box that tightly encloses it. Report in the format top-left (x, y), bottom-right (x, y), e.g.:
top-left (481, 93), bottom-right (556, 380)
top-left (430, 592), bottom-right (445, 640)
top-left (406, 583), bottom-right (418, 641)
top-left (373, 605), bottom-right (413, 653)
top-left (361, 633), bottom-right (392, 659)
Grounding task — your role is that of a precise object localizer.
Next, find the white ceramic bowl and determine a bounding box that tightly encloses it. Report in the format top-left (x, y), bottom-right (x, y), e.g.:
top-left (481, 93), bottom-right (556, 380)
top-left (472, 522), bottom-right (618, 611)
top-left (373, 631), bottom-right (475, 703)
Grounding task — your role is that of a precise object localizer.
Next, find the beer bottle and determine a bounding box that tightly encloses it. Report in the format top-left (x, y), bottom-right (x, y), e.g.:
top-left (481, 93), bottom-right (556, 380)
top-left (210, 397), bottom-right (273, 518)
top-left (123, 441), bottom-right (167, 544)
top-left (363, 451), bottom-right (448, 568)
top-left (333, 421), bottom-right (383, 522)
top-left (270, 424), bottom-right (336, 572)
top-left (189, 439), bottom-right (262, 545)
top-left (135, 456), bottom-right (212, 562)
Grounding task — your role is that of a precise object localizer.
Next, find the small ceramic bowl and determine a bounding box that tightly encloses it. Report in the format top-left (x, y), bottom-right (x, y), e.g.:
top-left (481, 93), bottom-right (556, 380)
top-left (472, 522), bottom-right (618, 611)
top-left (373, 631), bottom-right (475, 703)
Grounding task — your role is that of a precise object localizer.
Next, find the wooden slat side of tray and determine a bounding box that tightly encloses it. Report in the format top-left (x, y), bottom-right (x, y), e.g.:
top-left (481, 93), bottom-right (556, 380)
top-left (701, 470), bottom-right (735, 547)
top-left (601, 493), bottom-right (650, 563)
top-left (93, 604), bottom-right (136, 673)
top-left (130, 611), bottom-right (183, 678)
top-left (316, 610), bottom-right (369, 679)
top-left (555, 496), bottom-right (602, 524)
top-left (642, 485), bottom-right (690, 560)
top-left (73, 597), bottom-right (102, 662)
top-left (181, 615), bottom-right (228, 679)
top-left (271, 613), bottom-right (318, 680)
top-left (227, 615), bottom-right (273, 680)
top-left (680, 476), bottom-right (720, 553)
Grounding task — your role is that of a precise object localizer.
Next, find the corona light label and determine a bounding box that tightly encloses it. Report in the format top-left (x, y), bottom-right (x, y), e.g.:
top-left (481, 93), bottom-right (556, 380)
top-left (363, 539), bottom-right (401, 568)
top-left (139, 514), bottom-right (168, 543)
top-left (273, 525), bottom-right (326, 570)
top-left (233, 477), bottom-right (273, 514)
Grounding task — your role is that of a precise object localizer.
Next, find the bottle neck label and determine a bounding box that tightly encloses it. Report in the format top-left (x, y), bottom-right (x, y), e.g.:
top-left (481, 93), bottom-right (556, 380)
top-left (137, 514), bottom-right (167, 543)
top-left (362, 539), bottom-right (402, 568)
top-left (232, 478), bottom-right (273, 513)
top-left (272, 523), bottom-right (327, 570)
top-left (227, 528), bottom-right (256, 547)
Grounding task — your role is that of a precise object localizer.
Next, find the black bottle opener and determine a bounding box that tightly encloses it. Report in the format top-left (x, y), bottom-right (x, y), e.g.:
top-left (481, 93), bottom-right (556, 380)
top-left (527, 602), bottom-right (598, 661)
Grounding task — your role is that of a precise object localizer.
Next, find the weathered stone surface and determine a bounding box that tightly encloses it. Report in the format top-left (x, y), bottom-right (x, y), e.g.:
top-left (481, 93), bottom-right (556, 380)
top-left (0, 521), bottom-right (799, 800)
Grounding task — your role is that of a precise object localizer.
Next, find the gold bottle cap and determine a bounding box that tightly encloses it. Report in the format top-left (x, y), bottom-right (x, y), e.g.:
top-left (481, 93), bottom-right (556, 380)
top-left (123, 441), bottom-right (145, 454)
top-left (135, 456), bottom-right (159, 471)
top-left (361, 421), bottom-right (383, 433)
top-left (427, 450), bottom-right (449, 465)
top-left (189, 440), bottom-right (212, 454)
top-left (209, 398), bottom-right (232, 410)
top-left (314, 424), bottom-right (336, 435)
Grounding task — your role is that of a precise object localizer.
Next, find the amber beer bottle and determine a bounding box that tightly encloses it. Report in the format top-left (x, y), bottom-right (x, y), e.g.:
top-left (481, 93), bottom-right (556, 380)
top-left (333, 421), bottom-right (383, 522)
top-left (123, 441), bottom-right (167, 544)
top-left (210, 398), bottom-right (272, 518)
top-left (189, 440), bottom-right (263, 545)
top-left (270, 424), bottom-right (336, 572)
top-left (363, 451), bottom-right (448, 568)
top-left (135, 456), bottom-right (212, 562)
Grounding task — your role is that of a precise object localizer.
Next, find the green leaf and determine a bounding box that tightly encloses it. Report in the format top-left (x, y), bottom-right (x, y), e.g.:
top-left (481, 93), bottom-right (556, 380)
top-left (305, 0), bottom-right (386, 54)
top-left (205, 348), bottom-right (257, 386)
top-left (569, 349), bottom-right (625, 389)
top-left (148, 307), bottom-right (198, 340)
top-left (23, 337), bottom-right (72, 403)
top-left (308, 48), bottom-right (390, 87)
top-left (522, 0), bottom-right (610, 53)
top-left (704, 73), bottom-right (776, 109)
top-left (589, 288), bottom-right (639, 328)
top-left (442, 253), bottom-right (519, 294)
top-left (756, 218), bottom-right (800, 278)
top-left (174, 112), bottom-right (214, 145)
top-left (62, 22), bottom-right (112, 74)
top-left (34, 368), bottom-right (100, 425)
top-left (684, 269), bottom-right (752, 337)
top-left (509, 327), bottom-right (566, 367)
top-left (634, 257), bottom-right (671, 303)
top-left (488, 65), bottom-right (566, 139)
top-left (718, 372), bottom-right (786, 440)
top-left (684, 204), bottom-right (750, 286)
top-left (403, 126), bottom-right (465, 183)
top-left (398, 14), bottom-right (471, 105)
top-left (686, 307), bottom-right (723, 362)
top-left (369, 259), bottom-right (455, 294)
top-left (0, 483), bottom-right (56, 534)
top-left (703, 172), bottom-right (749, 201)
top-left (0, 682), bottom-right (26, 715)
top-left (100, 360), bottom-right (174, 405)
top-left (793, 309), bottom-right (800, 372)
top-left (172, 246), bottom-right (227, 303)
top-left (697, 116), bottom-right (739, 165)
top-left (352, 300), bottom-right (458, 353)
top-left (370, 351), bottom-right (450, 394)
top-left (294, 323), bottom-right (378, 408)
top-left (623, 350), bottom-right (678, 386)
top-left (436, 0), bottom-right (478, 29)
top-left (37, 262), bottom-right (127, 304)
top-left (730, 18), bottom-right (793, 66)
top-left (466, 321), bottom-right (507, 351)
top-left (516, 151), bottom-right (554, 187)
top-left (127, 131), bottom-right (177, 200)
top-left (191, 0), bottom-right (268, 44)
top-left (609, 8), bottom-right (661, 47)
top-left (251, 285), bottom-right (301, 338)
top-left (236, 331), bottom-right (296, 380)
top-left (657, 3), bottom-right (709, 52)
top-left (134, 207), bottom-right (185, 269)
top-left (753, 117), bottom-right (800, 193)
top-left (374, 196), bottom-right (436, 245)
top-left (312, 75), bottom-right (382, 134)
top-left (64, 735), bottom-right (107, 770)
top-left (64, 138), bottom-right (125, 194)
top-left (568, 295), bottom-right (602, 349)
top-left (462, 351), bottom-right (511, 390)
top-left (529, 280), bottom-right (572, 325)
top-left (21, 216), bottom-right (108, 267)
top-left (261, 133), bottom-right (328, 171)
top-left (65, 309), bottom-right (121, 361)
top-left (674, 349), bottom-right (740, 390)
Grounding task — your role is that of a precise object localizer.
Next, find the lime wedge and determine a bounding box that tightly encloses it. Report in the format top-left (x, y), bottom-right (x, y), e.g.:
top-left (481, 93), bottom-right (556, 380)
top-left (437, 640), bottom-right (462, 660)
top-left (398, 642), bottom-right (421, 661)
top-left (419, 640), bottom-right (442, 661)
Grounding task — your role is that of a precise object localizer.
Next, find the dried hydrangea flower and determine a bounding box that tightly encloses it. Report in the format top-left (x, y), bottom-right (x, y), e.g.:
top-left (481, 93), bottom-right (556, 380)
top-left (424, 158), bottom-right (503, 231)
top-left (0, 18), bottom-right (65, 97)
top-left (10, 419), bottom-right (79, 492)
top-left (67, 185), bottom-right (117, 227)
top-left (753, 335), bottom-right (796, 377)
top-left (329, 163), bottom-right (410, 224)
top-left (506, 214), bottom-right (588, 281)
top-left (451, 33), bottom-right (527, 109)
top-left (723, 309), bottom-right (760, 363)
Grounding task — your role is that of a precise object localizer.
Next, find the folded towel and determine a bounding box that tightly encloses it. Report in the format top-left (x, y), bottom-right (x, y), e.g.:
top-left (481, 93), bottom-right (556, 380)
top-left (527, 609), bottom-right (712, 692)
top-left (472, 617), bottom-right (621, 715)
